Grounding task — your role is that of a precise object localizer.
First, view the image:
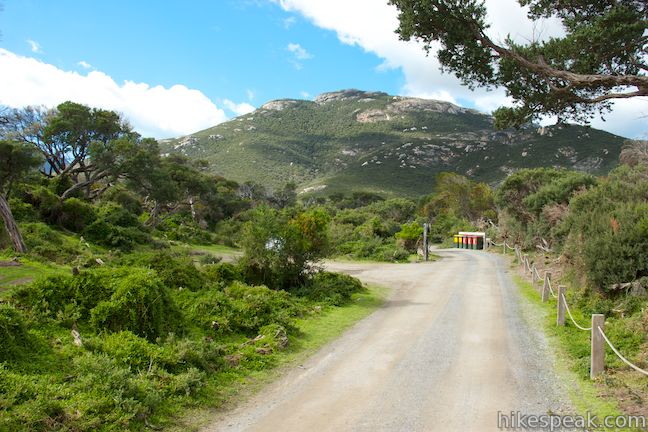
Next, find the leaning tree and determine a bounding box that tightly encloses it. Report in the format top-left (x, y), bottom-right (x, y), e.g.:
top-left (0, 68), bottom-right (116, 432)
top-left (389, 0), bottom-right (647, 128)
top-left (0, 140), bottom-right (40, 252)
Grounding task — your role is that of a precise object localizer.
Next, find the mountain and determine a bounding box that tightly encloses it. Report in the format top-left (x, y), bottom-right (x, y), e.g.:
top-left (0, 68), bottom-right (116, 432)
top-left (161, 89), bottom-right (626, 197)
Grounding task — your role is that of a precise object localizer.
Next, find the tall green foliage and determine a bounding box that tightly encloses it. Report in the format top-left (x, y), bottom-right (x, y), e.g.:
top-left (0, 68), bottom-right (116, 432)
top-left (562, 165), bottom-right (648, 291)
top-left (240, 205), bottom-right (330, 290)
top-left (495, 168), bottom-right (596, 246)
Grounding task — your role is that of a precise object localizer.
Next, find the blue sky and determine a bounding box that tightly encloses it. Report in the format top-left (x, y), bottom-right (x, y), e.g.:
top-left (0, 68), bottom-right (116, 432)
top-left (0, 0), bottom-right (645, 138)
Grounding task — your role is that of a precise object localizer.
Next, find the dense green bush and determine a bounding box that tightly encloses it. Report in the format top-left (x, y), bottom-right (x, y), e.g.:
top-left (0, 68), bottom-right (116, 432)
top-left (70, 352), bottom-right (163, 429)
top-left (240, 205), bottom-right (330, 290)
top-left (296, 271), bottom-right (364, 306)
top-left (337, 237), bottom-right (410, 262)
top-left (562, 166), bottom-right (648, 291)
top-left (139, 251), bottom-right (207, 291)
top-left (179, 282), bottom-right (299, 335)
top-left (156, 215), bottom-right (214, 244)
top-left (202, 262), bottom-right (243, 286)
top-left (104, 188), bottom-right (143, 216)
top-left (90, 269), bottom-right (181, 340)
top-left (57, 198), bottom-right (97, 232)
top-left (83, 203), bottom-right (150, 250)
top-left (7, 198), bottom-right (37, 222)
top-left (15, 268), bottom-right (122, 321)
top-left (99, 330), bottom-right (161, 370)
top-left (395, 222), bottom-right (423, 252)
top-left (20, 222), bottom-right (87, 263)
top-left (495, 168), bottom-right (596, 248)
top-left (0, 304), bottom-right (32, 362)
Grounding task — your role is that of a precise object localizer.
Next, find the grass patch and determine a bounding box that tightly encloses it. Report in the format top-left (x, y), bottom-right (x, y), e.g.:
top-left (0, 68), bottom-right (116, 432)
top-left (0, 257), bottom-right (67, 293)
top-left (164, 283), bottom-right (388, 432)
top-left (513, 275), bottom-right (625, 422)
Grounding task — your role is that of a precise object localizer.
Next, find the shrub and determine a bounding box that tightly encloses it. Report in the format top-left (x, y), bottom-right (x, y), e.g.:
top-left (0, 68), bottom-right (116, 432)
top-left (395, 222), bottom-right (423, 252)
top-left (0, 304), bottom-right (32, 362)
top-left (183, 282), bottom-right (302, 336)
top-left (143, 251), bottom-right (207, 291)
top-left (159, 335), bottom-right (226, 373)
top-left (57, 198), bottom-right (97, 232)
top-left (99, 331), bottom-right (161, 370)
top-left (15, 268), bottom-right (121, 321)
top-left (563, 166), bottom-right (648, 291)
top-left (70, 352), bottom-right (163, 428)
top-left (7, 198), bottom-right (36, 222)
top-left (240, 205), bottom-right (330, 290)
top-left (202, 262), bottom-right (243, 286)
top-left (104, 189), bottom-right (143, 215)
top-left (83, 203), bottom-right (150, 251)
top-left (296, 272), bottom-right (364, 305)
top-left (90, 269), bottom-right (181, 340)
top-left (20, 222), bottom-right (84, 263)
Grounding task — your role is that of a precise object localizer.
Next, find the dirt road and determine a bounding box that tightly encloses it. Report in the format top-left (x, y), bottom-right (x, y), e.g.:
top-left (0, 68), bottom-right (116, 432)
top-left (205, 250), bottom-right (571, 431)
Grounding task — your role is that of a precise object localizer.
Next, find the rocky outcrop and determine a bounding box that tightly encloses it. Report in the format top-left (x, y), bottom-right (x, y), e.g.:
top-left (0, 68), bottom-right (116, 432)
top-left (261, 100), bottom-right (300, 111)
top-left (315, 89), bottom-right (387, 104)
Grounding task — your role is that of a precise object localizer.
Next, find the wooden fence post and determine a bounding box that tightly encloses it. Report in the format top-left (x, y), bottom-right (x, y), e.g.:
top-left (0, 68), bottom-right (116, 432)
top-left (591, 314), bottom-right (605, 379)
top-left (557, 285), bottom-right (566, 326)
top-left (423, 223), bottom-right (429, 262)
top-left (522, 254), bottom-right (528, 271)
top-left (531, 265), bottom-right (536, 285)
top-left (542, 272), bottom-right (551, 303)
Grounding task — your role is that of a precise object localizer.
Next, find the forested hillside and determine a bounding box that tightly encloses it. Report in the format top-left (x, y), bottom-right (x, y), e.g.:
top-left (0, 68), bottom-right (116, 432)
top-left (162, 89), bottom-right (626, 197)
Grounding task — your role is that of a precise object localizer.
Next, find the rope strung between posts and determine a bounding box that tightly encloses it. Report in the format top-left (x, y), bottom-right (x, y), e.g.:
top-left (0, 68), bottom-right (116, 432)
top-left (546, 277), bottom-right (557, 298)
top-left (598, 327), bottom-right (648, 377)
top-left (533, 266), bottom-right (542, 281)
top-left (561, 294), bottom-right (592, 331)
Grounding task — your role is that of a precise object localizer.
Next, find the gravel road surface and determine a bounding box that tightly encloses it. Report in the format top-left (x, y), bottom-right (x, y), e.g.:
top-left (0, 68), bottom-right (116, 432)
top-left (204, 250), bottom-right (571, 432)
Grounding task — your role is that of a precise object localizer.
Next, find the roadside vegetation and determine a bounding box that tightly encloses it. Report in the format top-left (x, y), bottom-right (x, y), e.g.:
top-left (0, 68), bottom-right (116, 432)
top-left (0, 103), bottom-right (391, 431)
top-left (492, 140), bottom-right (648, 415)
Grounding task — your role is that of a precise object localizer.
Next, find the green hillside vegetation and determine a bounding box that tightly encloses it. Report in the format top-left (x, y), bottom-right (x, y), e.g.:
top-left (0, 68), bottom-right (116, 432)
top-left (491, 143), bottom-right (648, 410)
top-left (161, 89), bottom-right (625, 197)
top-left (0, 96), bottom-right (644, 429)
top-left (0, 100), bottom-right (491, 430)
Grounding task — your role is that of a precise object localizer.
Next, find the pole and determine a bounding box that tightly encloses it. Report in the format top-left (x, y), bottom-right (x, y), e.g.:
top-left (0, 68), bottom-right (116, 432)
top-left (591, 314), bottom-right (605, 379)
top-left (557, 285), bottom-right (566, 326)
top-left (542, 272), bottom-right (551, 303)
top-left (423, 223), bottom-right (428, 262)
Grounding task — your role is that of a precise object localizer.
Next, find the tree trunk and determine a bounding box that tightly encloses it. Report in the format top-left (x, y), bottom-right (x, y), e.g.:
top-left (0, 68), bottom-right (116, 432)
top-left (0, 194), bottom-right (27, 253)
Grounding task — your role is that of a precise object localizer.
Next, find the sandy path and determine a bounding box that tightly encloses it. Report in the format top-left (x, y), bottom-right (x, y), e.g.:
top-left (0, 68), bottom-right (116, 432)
top-left (204, 250), bottom-right (570, 432)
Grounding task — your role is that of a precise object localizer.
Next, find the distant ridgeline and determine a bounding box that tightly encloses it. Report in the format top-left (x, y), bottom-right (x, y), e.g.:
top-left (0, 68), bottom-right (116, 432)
top-left (161, 89), bottom-right (625, 197)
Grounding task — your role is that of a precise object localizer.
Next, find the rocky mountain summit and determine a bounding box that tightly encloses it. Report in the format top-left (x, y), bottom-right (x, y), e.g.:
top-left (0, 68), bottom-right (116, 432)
top-left (162, 89), bottom-right (625, 197)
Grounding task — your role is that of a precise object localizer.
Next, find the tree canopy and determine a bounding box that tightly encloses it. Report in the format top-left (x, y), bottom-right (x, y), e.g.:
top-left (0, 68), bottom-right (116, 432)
top-left (389, 0), bottom-right (647, 128)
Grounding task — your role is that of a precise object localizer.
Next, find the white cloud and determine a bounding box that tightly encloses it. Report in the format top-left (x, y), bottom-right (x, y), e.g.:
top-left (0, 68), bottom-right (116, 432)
top-left (26, 39), bottom-right (42, 53)
top-left (300, 91), bottom-right (311, 99)
top-left (287, 42), bottom-right (312, 60)
top-left (274, 0), bottom-right (645, 138)
top-left (78, 60), bottom-right (92, 69)
top-left (0, 49), bottom-right (230, 138)
top-left (223, 99), bottom-right (256, 116)
top-left (283, 16), bottom-right (297, 29)
top-left (246, 89), bottom-right (256, 101)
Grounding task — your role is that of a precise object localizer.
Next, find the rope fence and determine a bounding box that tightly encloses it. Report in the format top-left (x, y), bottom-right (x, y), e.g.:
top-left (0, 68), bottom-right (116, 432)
top-left (598, 327), bottom-right (648, 377)
top-left (561, 293), bottom-right (592, 331)
top-left (495, 240), bottom-right (648, 380)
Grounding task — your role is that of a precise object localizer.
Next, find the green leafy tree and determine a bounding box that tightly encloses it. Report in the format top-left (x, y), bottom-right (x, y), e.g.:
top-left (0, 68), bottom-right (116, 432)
top-left (395, 222), bottom-right (423, 252)
top-left (1, 102), bottom-right (153, 201)
top-left (0, 140), bottom-right (40, 252)
top-left (240, 205), bottom-right (331, 290)
top-left (495, 167), bottom-right (596, 246)
top-left (389, 0), bottom-right (647, 128)
top-left (421, 172), bottom-right (496, 222)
